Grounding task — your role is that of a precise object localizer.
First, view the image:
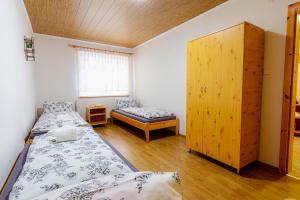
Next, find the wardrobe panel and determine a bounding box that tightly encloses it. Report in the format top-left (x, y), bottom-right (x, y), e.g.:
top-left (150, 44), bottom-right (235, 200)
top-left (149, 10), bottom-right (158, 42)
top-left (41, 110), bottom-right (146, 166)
top-left (240, 23), bottom-right (265, 168)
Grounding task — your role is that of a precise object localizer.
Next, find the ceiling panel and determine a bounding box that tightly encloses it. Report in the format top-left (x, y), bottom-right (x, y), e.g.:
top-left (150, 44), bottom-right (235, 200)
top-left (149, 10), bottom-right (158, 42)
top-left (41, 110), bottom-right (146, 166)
top-left (24, 0), bottom-right (227, 48)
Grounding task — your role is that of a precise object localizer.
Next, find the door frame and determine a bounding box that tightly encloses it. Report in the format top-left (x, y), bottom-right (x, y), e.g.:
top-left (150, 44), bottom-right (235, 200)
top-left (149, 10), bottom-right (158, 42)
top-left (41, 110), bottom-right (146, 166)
top-left (280, 2), bottom-right (300, 174)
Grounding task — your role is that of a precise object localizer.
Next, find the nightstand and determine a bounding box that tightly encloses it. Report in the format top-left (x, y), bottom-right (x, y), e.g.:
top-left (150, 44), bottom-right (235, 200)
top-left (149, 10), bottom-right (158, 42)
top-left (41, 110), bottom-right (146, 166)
top-left (86, 104), bottom-right (107, 126)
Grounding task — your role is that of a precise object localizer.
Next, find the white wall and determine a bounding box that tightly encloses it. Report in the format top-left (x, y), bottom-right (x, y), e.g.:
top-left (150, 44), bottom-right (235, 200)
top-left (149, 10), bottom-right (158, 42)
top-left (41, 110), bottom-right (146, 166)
top-left (0, 0), bottom-right (36, 188)
top-left (34, 34), bottom-right (134, 117)
top-left (134, 0), bottom-right (299, 167)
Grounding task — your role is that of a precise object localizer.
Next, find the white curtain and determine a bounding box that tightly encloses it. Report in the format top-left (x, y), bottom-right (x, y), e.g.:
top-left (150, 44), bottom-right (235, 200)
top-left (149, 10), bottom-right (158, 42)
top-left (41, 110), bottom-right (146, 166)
top-left (77, 48), bottom-right (130, 97)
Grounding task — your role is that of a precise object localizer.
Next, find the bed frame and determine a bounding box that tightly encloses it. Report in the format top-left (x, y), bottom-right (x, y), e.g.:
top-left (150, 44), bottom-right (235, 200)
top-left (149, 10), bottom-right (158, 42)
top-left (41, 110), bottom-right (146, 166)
top-left (110, 111), bottom-right (179, 142)
top-left (0, 144), bottom-right (30, 199)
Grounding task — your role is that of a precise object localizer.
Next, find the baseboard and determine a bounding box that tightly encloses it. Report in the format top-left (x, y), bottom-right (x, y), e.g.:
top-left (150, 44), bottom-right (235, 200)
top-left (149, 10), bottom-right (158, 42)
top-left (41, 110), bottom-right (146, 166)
top-left (287, 174), bottom-right (300, 180)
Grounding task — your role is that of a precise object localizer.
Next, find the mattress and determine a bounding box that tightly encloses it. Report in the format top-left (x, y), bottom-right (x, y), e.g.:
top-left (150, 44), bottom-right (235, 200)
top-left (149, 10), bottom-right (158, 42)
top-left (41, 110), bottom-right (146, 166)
top-left (112, 109), bottom-right (176, 123)
top-left (2, 128), bottom-right (137, 200)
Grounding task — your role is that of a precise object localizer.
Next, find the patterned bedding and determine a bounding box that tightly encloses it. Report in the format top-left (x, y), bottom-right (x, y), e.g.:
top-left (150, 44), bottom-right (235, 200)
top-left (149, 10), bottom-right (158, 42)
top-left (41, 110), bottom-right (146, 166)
top-left (31, 111), bottom-right (90, 136)
top-left (121, 107), bottom-right (174, 119)
top-left (31, 172), bottom-right (181, 200)
top-left (9, 127), bottom-right (134, 200)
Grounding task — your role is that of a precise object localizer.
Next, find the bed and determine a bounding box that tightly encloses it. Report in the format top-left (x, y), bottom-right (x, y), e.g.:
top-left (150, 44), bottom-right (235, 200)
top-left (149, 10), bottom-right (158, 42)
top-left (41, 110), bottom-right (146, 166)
top-left (31, 111), bottom-right (90, 137)
top-left (110, 99), bottom-right (179, 142)
top-left (29, 101), bottom-right (90, 140)
top-left (1, 127), bottom-right (181, 200)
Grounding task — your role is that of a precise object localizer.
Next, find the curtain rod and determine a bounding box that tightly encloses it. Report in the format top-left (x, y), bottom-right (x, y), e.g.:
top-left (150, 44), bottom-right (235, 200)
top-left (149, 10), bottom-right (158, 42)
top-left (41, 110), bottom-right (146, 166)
top-left (68, 44), bottom-right (133, 55)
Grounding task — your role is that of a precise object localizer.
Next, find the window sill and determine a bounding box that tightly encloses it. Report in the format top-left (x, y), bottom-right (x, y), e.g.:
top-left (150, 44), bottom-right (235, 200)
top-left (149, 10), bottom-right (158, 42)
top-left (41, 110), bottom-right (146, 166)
top-left (79, 95), bottom-right (130, 99)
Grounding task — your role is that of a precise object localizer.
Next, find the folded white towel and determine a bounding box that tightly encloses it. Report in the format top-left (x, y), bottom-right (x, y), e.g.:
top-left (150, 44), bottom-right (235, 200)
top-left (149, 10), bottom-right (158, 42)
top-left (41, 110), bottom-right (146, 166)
top-left (48, 127), bottom-right (77, 143)
top-left (57, 113), bottom-right (73, 121)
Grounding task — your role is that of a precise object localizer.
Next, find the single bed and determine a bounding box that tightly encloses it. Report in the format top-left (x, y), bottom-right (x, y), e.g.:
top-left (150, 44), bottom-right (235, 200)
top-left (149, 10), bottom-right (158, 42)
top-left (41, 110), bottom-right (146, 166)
top-left (1, 127), bottom-right (180, 200)
top-left (1, 127), bottom-right (137, 200)
top-left (111, 106), bottom-right (179, 142)
top-left (30, 111), bottom-right (90, 137)
top-left (29, 101), bottom-right (90, 141)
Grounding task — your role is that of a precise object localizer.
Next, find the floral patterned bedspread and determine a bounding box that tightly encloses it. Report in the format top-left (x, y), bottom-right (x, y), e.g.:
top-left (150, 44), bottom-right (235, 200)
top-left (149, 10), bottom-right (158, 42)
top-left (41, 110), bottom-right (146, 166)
top-left (9, 127), bottom-right (134, 200)
top-left (31, 111), bottom-right (90, 136)
top-left (121, 107), bottom-right (174, 119)
top-left (31, 172), bottom-right (181, 200)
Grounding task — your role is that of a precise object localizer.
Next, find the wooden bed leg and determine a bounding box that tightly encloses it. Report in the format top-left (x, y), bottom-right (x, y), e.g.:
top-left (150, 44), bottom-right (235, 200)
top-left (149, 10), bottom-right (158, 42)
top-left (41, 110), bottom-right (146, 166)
top-left (145, 130), bottom-right (150, 143)
top-left (175, 118), bottom-right (179, 136)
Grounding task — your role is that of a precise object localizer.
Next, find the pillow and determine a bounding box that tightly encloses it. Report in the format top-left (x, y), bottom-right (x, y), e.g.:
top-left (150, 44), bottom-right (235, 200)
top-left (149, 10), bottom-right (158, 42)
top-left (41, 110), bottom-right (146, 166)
top-left (43, 101), bottom-right (73, 113)
top-left (116, 98), bottom-right (138, 109)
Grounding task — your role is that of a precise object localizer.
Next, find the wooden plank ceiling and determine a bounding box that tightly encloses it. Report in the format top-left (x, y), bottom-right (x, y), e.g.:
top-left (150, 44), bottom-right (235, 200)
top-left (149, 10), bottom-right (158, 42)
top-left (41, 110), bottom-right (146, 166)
top-left (24, 0), bottom-right (227, 48)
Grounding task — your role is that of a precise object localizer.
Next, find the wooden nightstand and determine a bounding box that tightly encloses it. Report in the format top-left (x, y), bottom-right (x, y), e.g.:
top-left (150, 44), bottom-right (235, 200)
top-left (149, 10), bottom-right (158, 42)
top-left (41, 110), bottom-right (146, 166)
top-left (86, 104), bottom-right (107, 126)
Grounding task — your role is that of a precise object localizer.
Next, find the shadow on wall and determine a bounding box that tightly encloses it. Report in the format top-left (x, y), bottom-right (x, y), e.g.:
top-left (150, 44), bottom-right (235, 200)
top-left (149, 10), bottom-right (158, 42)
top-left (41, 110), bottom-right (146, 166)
top-left (259, 31), bottom-right (286, 167)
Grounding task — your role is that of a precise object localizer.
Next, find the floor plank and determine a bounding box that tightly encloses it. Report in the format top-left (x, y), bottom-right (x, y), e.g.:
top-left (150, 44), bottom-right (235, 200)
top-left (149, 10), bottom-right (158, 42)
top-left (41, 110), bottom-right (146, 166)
top-left (290, 136), bottom-right (300, 178)
top-left (94, 122), bottom-right (300, 200)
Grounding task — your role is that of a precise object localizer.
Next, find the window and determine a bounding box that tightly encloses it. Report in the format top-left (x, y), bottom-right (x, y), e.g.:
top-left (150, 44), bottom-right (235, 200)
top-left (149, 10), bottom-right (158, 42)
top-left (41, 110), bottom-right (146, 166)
top-left (77, 48), bottom-right (131, 97)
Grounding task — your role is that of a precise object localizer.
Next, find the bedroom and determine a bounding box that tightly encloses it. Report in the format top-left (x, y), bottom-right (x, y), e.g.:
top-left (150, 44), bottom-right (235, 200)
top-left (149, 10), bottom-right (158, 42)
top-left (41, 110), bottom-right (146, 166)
top-left (1, 0), bottom-right (300, 199)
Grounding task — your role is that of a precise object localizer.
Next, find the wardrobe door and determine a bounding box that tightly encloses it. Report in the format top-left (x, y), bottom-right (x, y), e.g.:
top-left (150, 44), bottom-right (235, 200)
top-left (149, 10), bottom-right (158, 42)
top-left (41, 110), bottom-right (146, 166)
top-left (215, 24), bottom-right (244, 167)
top-left (200, 31), bottom-right (223, 160)
top-left (187, 39), bottom-right (207, 152)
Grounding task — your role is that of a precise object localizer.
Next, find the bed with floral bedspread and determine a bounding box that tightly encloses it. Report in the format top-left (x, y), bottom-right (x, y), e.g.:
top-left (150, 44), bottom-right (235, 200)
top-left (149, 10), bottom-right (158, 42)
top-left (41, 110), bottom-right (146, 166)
top-left (9, 127), bottom-right (135, 200)
top-left (8, 127), bottom-right (181, 200)
top-left (111, 98), bottom-right (179, 142)
top-left (30, 111), bottom-right (90, 136)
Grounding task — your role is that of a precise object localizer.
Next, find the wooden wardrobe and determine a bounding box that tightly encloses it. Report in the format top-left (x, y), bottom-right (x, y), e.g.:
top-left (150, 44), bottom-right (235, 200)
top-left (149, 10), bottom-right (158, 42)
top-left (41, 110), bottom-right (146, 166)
top-left (186, 22), bottom-right (265, 172)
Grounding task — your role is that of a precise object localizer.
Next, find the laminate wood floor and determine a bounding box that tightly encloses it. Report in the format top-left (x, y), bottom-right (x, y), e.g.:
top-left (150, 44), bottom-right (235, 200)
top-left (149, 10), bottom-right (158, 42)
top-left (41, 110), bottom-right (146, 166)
top-left (94, 122), bottom-right (300, 200)
top-left (290, 136), bottom-right (300, 178)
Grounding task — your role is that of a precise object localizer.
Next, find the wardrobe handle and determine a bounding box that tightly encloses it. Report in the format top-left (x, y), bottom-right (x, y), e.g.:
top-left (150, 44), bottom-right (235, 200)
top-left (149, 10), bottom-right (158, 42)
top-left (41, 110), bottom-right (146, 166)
top-left (204, 86), bottom-right (207, 93)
